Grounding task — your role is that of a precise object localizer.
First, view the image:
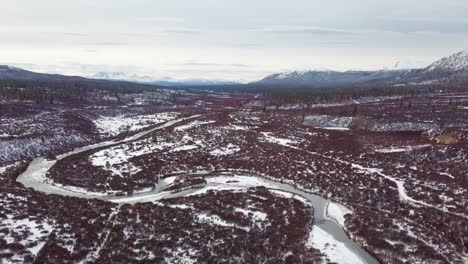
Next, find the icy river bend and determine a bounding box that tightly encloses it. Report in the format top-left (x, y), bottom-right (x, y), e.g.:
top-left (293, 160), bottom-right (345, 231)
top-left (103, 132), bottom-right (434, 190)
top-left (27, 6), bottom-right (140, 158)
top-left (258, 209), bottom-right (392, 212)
top-left (17, 115), bottom-right (379, 264)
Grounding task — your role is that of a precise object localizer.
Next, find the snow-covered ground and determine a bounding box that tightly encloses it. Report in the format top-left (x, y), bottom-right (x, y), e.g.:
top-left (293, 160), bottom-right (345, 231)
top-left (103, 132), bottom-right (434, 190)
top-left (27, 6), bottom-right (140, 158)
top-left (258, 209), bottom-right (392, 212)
top-left (90, 139), bottom-right (175, 177)
top-left (306, 226), bottom-right (364, 264)
top-left (326, 202), bottom-right (352, 228)
top-left (303, 115), bottom-right (354, 129)
top-left (187, 176), bottom-right (278, 196)
top-left (171, 144), bottom-right (199, 152)
top-left (163, 247), bottom-right (199, 264)
top-left (174, 120), bottom-right (215, 131)
top-left (323, 127), bottom-right (350, 131)
top-left (0, 162), bottom-right (19, 174)
top-left (90, 135), bottom-right (205, 177)
top-left (373, 122), bottom-right (436, 132)
top-left (196, 213), bottom-right (250, 231)
top-left (260, 132), bottom-right (300, 147)
top-left (234, 208), bottom-right (267, 222)
top-left (374, 144), bottom-right (431, 153)
top-left (209, 143), bottom-right (240, 156)
top-left (94, 112), bottom-right (178, 137)
top-left (0, 215), bottom-right (54, 257)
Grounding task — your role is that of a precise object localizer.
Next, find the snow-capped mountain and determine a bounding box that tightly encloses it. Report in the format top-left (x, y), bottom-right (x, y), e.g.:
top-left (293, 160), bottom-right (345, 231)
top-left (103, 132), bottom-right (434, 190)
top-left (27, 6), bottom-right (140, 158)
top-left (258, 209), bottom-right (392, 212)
top-left (91, 71), bottom-right (239, 86)
top-left (402, 49), bottom-right (468, 85)
top-left (381, 60), bottom-right (429, 71)
top-left (425, 49), bottom-right (468, 72)
top-left (91, 72), bottom-right (155, 83)
top-left (256, 49), bottom-right (468, 87)
top-left (150, 78), bottom-right (239, 87)
top-left (257, 69), bottom-right (405, 87)
top-left (0, 65), bottom-right (170, 90)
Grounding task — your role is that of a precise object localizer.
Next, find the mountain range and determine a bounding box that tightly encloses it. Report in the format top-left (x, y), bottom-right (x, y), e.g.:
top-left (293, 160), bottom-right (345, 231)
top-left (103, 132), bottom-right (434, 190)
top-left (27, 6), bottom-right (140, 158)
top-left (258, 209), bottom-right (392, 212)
top-left (0, 66), bottom-right (87, 82)
top-left (90, 72), bottom-right (238, 87)
top-left (1, 49), bottom-right (468, 88)
top-left (256, 49), bottom-right (468, 87)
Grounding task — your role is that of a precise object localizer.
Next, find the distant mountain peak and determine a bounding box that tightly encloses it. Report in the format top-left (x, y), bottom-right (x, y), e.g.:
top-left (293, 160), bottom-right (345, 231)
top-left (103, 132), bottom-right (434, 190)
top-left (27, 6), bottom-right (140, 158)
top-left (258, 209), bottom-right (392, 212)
top-left (91, 72), bottom-right (155, 83)
top-left (90, 71), bottom-right (239, 86)
top-left (256, 49), bottom-right (468, 87)
top-left (0, 65), bottom-right (24, 72)
top-left (426, 49), bottom-right (468, 72)
top-left (380, 60), bottom-right (428, 71)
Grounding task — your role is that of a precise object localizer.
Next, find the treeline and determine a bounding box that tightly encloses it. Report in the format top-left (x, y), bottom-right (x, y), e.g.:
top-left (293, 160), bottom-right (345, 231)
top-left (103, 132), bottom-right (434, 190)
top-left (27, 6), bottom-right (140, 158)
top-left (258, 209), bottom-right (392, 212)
top-left (270, 83), bottom-right (468, 105)
top-left (194, 82), bottom-right (468, 105)
top-left (266, 85), bottom-right (436, 105)
top-left (0, 78), bottom-right (165, 103)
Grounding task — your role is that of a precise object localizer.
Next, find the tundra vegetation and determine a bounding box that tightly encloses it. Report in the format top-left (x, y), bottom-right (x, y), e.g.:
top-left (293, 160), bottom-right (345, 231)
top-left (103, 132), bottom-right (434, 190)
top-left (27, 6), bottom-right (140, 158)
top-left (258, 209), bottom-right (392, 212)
top-left (1, 80), bottom-right (468, 263)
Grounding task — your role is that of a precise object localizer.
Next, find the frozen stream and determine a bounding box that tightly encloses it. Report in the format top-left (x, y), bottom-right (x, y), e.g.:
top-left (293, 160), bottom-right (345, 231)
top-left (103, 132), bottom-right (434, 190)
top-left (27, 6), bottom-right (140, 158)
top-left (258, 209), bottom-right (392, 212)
top-left (16, 115), bottom-right (379, 264)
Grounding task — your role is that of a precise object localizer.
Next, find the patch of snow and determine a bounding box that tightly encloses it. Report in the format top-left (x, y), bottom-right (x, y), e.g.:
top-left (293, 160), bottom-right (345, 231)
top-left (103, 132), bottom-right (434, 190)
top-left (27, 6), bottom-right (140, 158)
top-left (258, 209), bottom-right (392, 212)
top-left (323, 127), bottom-right (350, 131)
top-left (209, 143), bottom-right (240, 156)
top-left (260, 132), bottom-right (300, 147)
top-left (234, 208), bottom-right (267, 222)
top-left (0, 133), bottom-right (15, 138)
top-left (326, 202), bottom-right (352, 228)
top-left (1, 216), bottom-right (54, 256)
top-left (269, 189), bottom-right (310, 205)
top-left (171, 145), bottom-right (198, 152)
top-left (163, 246), bottom-right (199, 264)
top-left (375, 144), bottom-right (431, 153)
top-left (196, 213), bottom-right (249, 231)
top-left (373, 122), bottom-right (436, 132)
top-left (94, 112), bottom-right (178, 137)
top-left (166, 204), bottom-right (194, 210)
top-left (90, 138), bottom-right (177, 176)
top-left (306, 226), bottom-right (364, 264)
top-left (303, 115), bottom-right (353, 129)
top-left (174, 120), bottom-right (215, 131)
top-left (230, 124), bottom-right (253, 131)
top-left (0, 162), bottom-right (19, 174)
top-left (439, 172), bottom-right (455, 179)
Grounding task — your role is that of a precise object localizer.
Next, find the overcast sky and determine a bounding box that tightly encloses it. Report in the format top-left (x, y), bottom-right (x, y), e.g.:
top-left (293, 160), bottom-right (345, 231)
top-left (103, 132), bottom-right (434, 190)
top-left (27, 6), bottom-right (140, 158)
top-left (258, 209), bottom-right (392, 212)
top-left (1, 0), bottom-right (468, 82)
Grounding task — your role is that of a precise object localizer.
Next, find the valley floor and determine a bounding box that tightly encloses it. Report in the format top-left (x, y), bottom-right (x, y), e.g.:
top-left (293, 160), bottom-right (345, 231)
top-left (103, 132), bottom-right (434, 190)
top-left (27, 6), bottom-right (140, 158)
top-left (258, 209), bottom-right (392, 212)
top-left (1, 91), bottom-right (468, 263)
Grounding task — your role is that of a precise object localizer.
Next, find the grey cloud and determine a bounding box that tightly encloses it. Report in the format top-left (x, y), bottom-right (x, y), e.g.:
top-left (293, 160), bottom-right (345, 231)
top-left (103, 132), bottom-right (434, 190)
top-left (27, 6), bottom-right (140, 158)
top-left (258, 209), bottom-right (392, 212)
top-left (136, 17), bottom-right (185, 23)
top-left (87, 41), bottom-right (129, 46)
top-left (161, 29), bottom-right (201, 35)
top-left (178, 62), bottom-right (251, 68)
top-left (61, 32), bottom-right (89, 37)
top-left (259, 26), bottom-right (356, 35)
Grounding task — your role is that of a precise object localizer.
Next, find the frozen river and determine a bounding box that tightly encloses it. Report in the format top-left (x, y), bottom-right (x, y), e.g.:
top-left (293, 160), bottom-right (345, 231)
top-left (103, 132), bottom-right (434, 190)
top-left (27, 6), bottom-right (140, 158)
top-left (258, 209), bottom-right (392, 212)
top-left (17, 115), bottom-right (379, 264)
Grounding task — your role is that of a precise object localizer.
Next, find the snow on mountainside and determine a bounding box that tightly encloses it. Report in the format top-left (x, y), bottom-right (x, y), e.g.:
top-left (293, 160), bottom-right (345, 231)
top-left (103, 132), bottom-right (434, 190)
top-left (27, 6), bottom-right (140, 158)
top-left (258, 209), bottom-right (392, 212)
top-left (257, 49), bottom-right (468, 87)
top-left (92, 72), bottom-right (155, 83)
top-left (406, 49), bottom-right (468, 85)
top-left (425, 49), bottom-right (468, 72)
top-left (257, 69), bottom-right (405, 86)
top-left (381, 60), bottom-right (428, 71)
top-left (91, 72), bottom-right (239, 86)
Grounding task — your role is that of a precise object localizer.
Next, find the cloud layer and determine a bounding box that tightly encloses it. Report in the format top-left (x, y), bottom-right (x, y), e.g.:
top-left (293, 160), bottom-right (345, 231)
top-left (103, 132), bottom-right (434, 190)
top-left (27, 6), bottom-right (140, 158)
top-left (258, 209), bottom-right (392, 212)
top-left (1, 0), bottom-right (468, 81)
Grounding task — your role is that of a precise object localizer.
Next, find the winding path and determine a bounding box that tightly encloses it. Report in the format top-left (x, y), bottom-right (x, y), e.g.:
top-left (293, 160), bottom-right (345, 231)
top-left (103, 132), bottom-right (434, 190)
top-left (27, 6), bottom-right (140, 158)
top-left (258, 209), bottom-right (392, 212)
top-left (16, 115), bottom-right (379, 264)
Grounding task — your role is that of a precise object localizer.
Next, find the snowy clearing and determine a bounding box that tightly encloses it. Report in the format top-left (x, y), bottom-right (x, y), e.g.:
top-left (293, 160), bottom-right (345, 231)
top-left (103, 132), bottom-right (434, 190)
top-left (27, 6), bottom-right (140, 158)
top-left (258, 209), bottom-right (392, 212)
top-left (94, 112), bottom-right (178, 136)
